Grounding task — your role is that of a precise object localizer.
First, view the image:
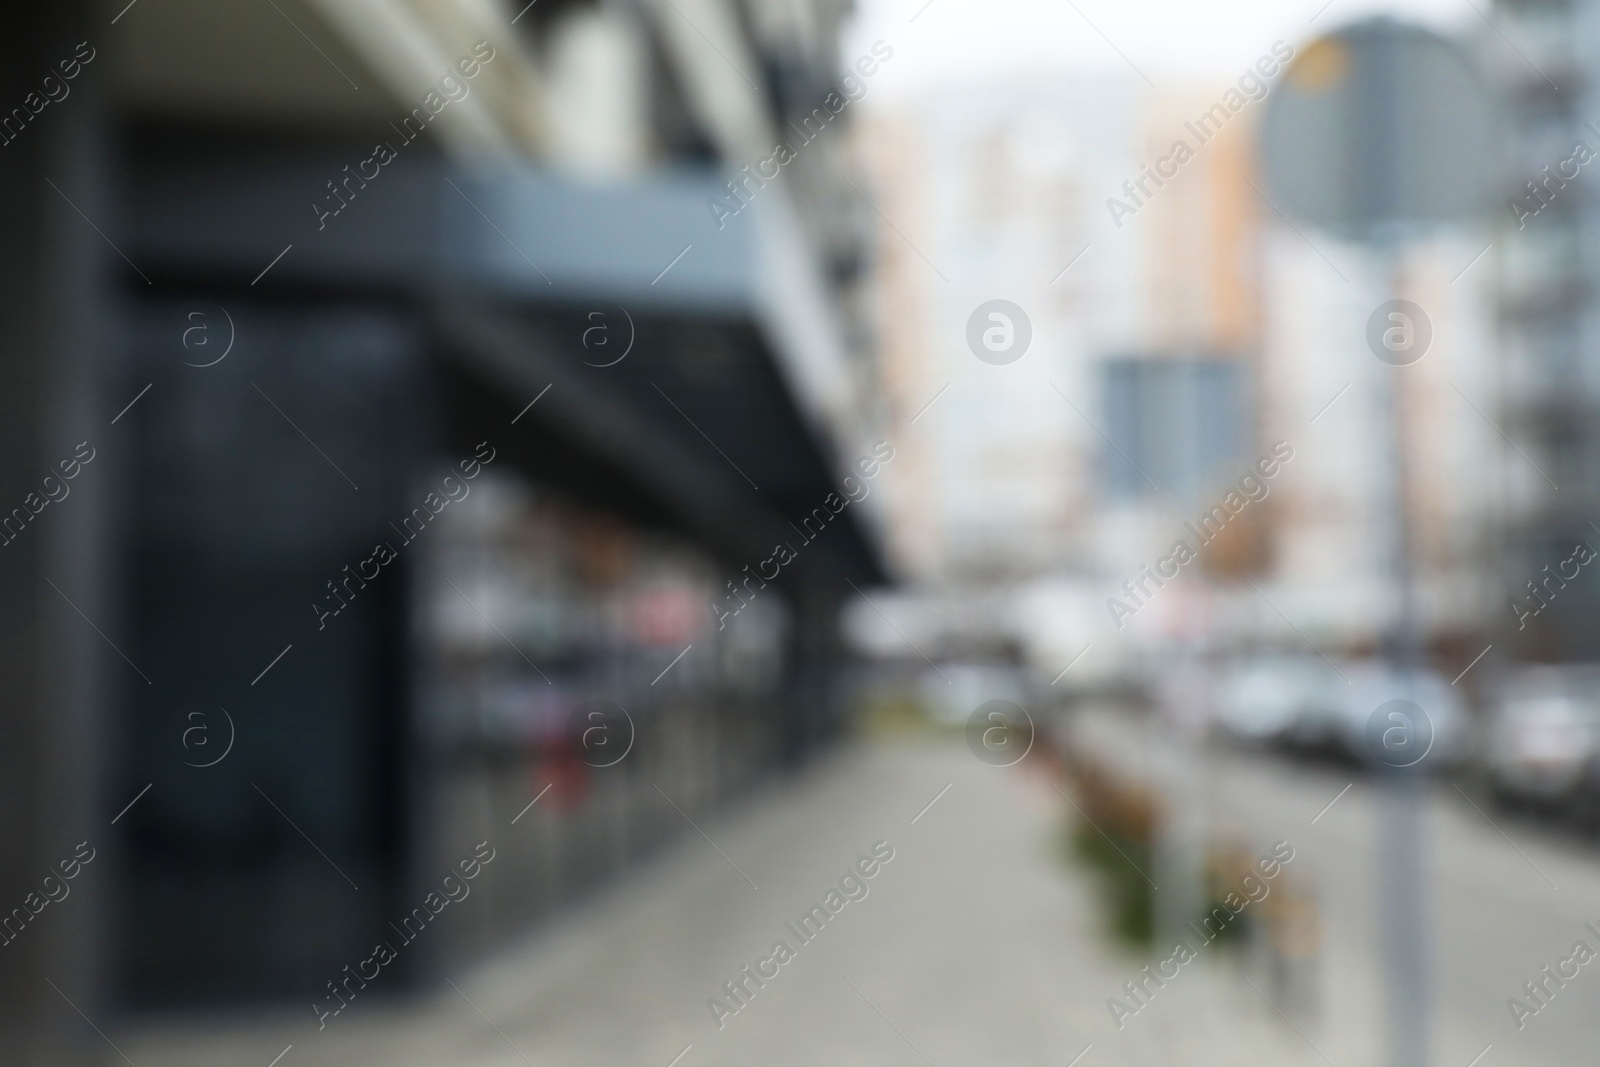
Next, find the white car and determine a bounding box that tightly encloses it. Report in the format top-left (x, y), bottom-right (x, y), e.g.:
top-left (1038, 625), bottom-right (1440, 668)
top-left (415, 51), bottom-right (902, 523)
top-left (918, 663), bottom-right (1037, 727)
top-left (1216, 656), bottom-right (1346, 748)
top-left (1487, 665), bottom-right (1600, 805)
top-left (1332, 662), bottom-right (1470, 770)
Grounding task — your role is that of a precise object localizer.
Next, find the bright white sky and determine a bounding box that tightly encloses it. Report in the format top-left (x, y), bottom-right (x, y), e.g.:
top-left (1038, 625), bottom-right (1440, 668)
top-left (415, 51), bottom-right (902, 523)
top-left (844, 0), bottom-right (1479, 96)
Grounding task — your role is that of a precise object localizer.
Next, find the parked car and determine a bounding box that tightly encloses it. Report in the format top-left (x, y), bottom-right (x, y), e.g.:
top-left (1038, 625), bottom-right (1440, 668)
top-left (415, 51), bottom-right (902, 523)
top-left (919, 662), bottom-right (1040, 727)
top-left (1333, 662), bottom-right (1470, 770)
top-left (1487, 665), bottom-right (1600, 816)
top-left (1218, 656), bottom-right (1468, 770)
top-left (1216, 655), bottom-right (1346, 749)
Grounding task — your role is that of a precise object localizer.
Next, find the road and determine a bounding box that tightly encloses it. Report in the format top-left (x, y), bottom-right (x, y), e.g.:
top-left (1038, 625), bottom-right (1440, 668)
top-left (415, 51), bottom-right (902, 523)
top-left (120, 721), bottom-right (1596, 1067)
top-left (1221, 742), bottom-right (1598, 1067)
top-left (1073, 704), bottom-right (1600, 1067)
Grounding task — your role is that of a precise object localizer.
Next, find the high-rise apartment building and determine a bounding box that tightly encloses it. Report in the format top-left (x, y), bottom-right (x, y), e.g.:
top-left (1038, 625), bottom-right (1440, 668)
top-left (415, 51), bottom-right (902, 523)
top-left (1491, 0), bottom-right (1600, 661)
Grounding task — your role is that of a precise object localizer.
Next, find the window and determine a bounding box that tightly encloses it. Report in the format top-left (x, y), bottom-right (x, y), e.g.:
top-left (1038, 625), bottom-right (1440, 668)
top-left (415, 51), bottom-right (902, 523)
top-left (1101, 356), bottom-right (1250, 502)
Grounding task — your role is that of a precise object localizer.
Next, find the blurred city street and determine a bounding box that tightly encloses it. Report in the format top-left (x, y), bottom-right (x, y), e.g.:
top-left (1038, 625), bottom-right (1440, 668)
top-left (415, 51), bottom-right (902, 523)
top-left (7, 0), bottom-right (1600, 1062)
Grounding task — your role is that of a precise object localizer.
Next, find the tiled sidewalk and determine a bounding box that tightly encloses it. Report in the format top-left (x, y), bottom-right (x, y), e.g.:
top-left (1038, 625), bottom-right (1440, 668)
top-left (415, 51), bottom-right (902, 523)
top-left (122, 739), bottom-right (1324, 1067)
